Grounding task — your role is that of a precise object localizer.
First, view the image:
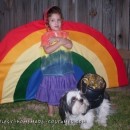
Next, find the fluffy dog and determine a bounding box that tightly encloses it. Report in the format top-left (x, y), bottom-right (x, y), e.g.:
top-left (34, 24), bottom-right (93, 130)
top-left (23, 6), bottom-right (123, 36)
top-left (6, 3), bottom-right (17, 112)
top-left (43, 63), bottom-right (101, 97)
top-left (59, 90), bottom-right (111, 129)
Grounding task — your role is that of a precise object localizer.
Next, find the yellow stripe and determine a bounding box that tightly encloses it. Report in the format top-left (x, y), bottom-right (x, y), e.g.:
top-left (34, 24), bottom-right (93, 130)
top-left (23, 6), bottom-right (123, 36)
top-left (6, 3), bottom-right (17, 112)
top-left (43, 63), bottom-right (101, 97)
top-left (1, 43), bottom-right (41, 103)
top-left (0, 29), bottom-right (45, 102)
top-left (71, 41), bottom-right (109, 87)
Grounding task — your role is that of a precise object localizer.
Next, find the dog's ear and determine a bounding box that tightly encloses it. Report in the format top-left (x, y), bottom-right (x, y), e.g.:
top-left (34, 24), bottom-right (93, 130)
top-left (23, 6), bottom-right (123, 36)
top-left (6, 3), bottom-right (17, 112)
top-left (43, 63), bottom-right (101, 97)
top-left (59, 94), bottom-right (71, 123)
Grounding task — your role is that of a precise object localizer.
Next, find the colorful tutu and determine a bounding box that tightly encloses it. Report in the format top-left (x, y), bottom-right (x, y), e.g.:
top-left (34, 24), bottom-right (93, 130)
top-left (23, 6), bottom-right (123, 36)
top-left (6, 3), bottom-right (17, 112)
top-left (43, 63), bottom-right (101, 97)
top-left (35, 74), bottom-right (77, 105)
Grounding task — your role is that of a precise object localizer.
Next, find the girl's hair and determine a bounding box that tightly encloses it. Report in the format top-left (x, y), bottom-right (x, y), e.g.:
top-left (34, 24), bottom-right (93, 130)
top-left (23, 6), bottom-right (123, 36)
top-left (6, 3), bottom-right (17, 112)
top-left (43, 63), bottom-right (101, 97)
top-left (44, 6), bottom-right (63, 29)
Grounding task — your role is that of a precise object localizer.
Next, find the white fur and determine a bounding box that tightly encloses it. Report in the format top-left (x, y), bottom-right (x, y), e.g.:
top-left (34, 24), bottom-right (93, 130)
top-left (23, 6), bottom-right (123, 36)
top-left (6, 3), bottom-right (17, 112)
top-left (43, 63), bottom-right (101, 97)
top-left (59, 90), bottom-right (111, 130)
top-left (96, 99), bottom-right (111, 127)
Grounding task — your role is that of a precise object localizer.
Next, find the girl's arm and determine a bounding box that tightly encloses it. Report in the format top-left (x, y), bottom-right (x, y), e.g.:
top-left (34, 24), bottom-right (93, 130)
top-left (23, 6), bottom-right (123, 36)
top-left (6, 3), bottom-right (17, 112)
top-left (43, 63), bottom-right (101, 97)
top-left (42, 37), bottom-right (72, 54)
top-left (42, 37), bottom-right (62, 54)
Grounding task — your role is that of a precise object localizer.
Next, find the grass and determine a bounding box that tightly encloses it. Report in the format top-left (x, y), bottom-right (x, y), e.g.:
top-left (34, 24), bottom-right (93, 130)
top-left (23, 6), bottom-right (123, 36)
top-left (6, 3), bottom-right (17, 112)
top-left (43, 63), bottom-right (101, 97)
top-left (0, 87), bottom-right (130, 130)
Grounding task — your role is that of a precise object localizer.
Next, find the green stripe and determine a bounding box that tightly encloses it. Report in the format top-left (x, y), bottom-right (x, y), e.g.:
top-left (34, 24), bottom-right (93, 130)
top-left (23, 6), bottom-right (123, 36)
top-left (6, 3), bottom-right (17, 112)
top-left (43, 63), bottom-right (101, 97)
top-left (14, 58), bottom-right (41, 102)
top-left (13, 52), bottom-right (95, 101)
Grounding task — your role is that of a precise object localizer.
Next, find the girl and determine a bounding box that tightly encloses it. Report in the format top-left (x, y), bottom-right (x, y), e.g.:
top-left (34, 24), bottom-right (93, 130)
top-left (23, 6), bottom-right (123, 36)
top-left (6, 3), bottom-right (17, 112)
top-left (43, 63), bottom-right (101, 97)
top-left (36, 6), bottom-right (77, 117)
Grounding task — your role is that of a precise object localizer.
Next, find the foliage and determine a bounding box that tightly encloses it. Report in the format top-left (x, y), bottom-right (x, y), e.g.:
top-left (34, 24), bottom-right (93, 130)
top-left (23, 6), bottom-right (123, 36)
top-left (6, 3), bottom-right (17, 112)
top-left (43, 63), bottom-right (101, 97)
top-left (0, 88), bottom-right (130, 130)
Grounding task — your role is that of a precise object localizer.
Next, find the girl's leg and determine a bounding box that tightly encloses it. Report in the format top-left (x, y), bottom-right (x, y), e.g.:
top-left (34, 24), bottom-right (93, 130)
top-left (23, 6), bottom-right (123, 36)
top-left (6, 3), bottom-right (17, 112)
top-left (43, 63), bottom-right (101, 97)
top-left (48, 105), bottom-right (54, 117)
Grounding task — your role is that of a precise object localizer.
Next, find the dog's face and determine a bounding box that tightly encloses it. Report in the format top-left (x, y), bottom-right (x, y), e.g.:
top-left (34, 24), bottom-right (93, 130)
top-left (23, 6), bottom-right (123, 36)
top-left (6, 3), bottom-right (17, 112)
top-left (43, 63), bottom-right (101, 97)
top-left (59, 90), bottom-right (90, 122)
top-left (66, 91), bottom-right (89, 115)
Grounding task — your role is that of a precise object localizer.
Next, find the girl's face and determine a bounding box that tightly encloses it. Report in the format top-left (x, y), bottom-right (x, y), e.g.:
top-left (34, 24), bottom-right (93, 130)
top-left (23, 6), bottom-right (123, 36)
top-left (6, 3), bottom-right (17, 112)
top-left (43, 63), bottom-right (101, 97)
top-left (48, 13), bottom-right (62, 31)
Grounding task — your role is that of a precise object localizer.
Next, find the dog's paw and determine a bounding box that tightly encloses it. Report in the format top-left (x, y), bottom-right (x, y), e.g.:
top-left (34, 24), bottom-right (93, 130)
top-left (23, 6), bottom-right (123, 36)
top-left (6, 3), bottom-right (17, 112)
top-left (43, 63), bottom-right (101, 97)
top-left (97, 120), bottom-right (107, 127)
top-left (96, 117), bottom-right (108, 127)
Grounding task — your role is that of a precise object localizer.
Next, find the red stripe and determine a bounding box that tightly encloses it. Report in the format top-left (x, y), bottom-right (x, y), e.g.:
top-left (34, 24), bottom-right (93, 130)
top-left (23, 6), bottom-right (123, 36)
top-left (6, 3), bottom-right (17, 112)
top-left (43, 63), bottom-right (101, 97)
top-left (0, 20), bottom-right (45, 61)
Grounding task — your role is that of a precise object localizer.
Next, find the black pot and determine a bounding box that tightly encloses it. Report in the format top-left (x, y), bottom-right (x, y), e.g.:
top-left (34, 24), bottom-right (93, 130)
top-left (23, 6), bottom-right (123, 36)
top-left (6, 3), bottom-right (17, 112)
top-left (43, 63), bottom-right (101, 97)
top-left (77, 73), bottom-right (106, 109)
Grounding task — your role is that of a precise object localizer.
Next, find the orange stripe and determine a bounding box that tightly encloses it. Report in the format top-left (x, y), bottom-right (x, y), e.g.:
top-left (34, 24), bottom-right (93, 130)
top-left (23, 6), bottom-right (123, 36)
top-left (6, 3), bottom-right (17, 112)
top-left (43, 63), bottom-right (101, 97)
top-left (68, 31), bottom-right (118, 87)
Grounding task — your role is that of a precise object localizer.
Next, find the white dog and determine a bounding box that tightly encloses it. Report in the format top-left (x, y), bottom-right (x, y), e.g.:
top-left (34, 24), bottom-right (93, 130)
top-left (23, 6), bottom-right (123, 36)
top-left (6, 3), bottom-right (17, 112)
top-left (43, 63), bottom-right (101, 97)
top-left (59, 90), bottom-right (111, 129)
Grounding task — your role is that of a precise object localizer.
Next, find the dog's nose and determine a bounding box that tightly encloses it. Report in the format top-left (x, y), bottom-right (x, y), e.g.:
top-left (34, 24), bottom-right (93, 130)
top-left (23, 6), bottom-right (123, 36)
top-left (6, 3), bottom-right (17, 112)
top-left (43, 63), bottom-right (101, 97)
top-left (79, 99), bottom-right (83, 103)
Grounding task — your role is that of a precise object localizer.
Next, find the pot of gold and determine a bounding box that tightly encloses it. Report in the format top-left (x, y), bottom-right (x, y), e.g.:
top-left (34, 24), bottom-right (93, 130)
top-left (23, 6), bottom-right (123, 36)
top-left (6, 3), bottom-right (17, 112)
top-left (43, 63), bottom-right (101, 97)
top-left (77, 73), bottom-right (106, 109)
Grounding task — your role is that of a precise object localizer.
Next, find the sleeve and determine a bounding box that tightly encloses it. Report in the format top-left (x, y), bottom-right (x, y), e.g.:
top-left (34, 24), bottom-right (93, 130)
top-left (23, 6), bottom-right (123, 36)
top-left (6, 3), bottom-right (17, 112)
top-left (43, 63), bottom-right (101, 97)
top-left (41, 33), bottom-right (50, 47)
top-left (63, 31), bottom-right (69, 38)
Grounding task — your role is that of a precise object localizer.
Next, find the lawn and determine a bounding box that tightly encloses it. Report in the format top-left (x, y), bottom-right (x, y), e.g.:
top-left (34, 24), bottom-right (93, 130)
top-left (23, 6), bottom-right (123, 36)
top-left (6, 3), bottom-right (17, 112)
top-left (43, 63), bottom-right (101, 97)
top-left (0, 86), bottom-right (130, 130)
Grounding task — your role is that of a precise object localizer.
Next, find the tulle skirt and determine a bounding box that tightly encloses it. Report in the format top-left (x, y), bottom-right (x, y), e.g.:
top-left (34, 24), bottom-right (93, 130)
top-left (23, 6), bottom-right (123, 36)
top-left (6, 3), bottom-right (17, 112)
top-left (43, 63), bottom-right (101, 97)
top-left (35, 73), bottom-right (77, 105)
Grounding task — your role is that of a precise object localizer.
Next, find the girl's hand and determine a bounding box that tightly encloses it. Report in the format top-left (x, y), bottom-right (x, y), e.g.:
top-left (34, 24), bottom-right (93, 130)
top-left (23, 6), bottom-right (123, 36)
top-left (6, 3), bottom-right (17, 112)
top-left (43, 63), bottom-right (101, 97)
top-left (43, 37), bottom-right (62, 54)
top-left (48, 37), bottom-right (59, 44)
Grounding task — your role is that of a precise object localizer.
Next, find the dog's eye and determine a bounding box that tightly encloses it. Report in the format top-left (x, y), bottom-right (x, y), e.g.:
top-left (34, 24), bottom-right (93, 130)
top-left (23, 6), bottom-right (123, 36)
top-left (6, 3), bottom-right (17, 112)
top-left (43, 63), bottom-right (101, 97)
top-left (71, 97), bottom-right (76, 102)
top-left (81, 94), bottom-right (85, 98)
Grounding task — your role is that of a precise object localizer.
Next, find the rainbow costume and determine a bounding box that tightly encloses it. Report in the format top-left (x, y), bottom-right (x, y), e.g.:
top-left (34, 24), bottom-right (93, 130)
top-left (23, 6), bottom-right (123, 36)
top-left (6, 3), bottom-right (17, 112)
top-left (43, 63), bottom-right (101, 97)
top-left (35, 30), bottom-right (77, 105)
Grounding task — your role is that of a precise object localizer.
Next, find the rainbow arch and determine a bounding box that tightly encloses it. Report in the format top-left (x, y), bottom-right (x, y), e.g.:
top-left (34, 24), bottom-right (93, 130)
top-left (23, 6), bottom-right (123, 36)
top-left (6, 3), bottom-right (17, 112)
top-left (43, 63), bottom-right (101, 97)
top-left (0, 20), bottom-right (128, 104)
